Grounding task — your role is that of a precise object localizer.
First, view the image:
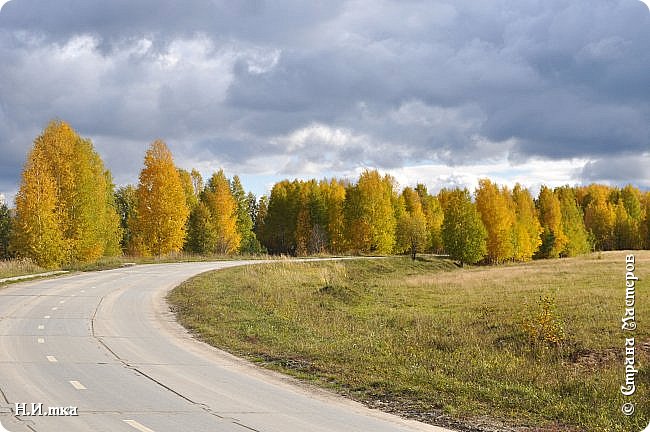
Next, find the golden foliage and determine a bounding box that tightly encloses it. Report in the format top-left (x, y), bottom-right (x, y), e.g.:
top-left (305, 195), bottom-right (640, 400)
top-left (10, 147), bottom-right (66, 268)
top-left (131, 140), bottom-right (189, 256)
top-left (523, 294), bottom-right (566, 346)
top-left (203, 170), bottom-right (241, 254)
top-left (512, 184), bottom-right (543, 261)
top-left (11, 120), bottom-right (120, 266)
top-left (537, 186), bottom-right (568, 258)
top-left (475, 179), bottom-right (516, 263)
top-left (344, 170), bottom-right (397, 254)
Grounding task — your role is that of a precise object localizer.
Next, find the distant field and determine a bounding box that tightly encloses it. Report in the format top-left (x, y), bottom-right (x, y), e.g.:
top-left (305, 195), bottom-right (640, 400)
top-left (169, 252), bottom-right (649, 431)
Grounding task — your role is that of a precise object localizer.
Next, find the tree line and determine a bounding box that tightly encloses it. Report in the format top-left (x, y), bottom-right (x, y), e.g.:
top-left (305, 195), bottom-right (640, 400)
top-left (1, 121), bottom-right (649, 268)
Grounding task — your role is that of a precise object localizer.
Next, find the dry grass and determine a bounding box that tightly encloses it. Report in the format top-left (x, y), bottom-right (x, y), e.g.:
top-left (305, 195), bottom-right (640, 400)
top-left (0, 258), bottom-right (46, 279)
top-left (169, 251), bottom-right (650, 432)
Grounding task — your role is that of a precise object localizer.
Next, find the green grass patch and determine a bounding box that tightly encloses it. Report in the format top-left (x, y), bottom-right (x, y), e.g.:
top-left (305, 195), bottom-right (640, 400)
top-left (168, 252), bottom-right (650, 432)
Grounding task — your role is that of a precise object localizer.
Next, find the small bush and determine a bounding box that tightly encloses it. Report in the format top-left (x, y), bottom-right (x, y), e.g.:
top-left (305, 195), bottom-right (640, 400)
top-left (523, 294), bottom-right (566, 346)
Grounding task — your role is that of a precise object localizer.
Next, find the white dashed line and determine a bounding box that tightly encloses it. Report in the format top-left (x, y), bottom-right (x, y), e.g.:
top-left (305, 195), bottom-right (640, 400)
top-left (59, 300), bottom-right (65, 304)
top-left (43, 315), bottom-right (50, 319)
top-left (80, 290), bottom-right (85, 293)
top-left (46, 356), bottom-right (57, 363)
top-left (123, 420), bottom-right (155, 432)
top-left (37, 338), bottom-right (44, 344)
top-left (51, 307), bottom-right (58, 311)
top-left (69, 381), bottom-right (86, 390)
top-left (37, 325), bottom-right (44, 330)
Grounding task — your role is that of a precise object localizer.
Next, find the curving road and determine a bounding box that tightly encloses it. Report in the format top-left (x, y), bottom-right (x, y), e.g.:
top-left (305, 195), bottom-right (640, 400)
top-left (0, 262), bottom-right (453, 432)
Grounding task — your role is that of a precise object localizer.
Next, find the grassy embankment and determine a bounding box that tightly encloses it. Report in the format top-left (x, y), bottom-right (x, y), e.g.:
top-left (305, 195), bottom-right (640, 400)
top-left (168, 251), bottom-right (649, 432)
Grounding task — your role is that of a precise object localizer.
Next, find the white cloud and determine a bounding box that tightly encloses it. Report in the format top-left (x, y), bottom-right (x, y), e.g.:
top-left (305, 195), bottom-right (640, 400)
top-left (383, 158), bottom-right (589, 196)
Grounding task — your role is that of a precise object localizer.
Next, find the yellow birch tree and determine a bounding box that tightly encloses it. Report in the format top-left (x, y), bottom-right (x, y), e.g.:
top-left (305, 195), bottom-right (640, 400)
top-left (131, 140), bottom-right (189, 256)
top-left (536, 186), bottom-right (568, 258)
top-left (203, 170), bottom-right (240, 254)
top-left (475, 179), bottom-right (516, 263)
top-left (512, 184), bottom-right (542, 261)
top-left (10, 148), bottom-right (66, 268)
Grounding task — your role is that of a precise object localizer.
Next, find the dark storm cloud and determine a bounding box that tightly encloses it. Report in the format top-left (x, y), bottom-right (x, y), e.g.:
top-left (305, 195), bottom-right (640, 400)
top-left (0, 0), bottom-right (346, 48)
top-left (0, 0), bottom-right (649, 197)
top-left (581, 156), bottom-right (650, 188)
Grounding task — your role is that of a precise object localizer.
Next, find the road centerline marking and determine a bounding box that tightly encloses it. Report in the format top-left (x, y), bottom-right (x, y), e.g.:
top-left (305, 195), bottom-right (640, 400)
top-left (69, 380), bottom-right (86, 390)
top-left (123, 420), bottom-right (155, 432)
top-left (46, 356), bottom-right (57, 363)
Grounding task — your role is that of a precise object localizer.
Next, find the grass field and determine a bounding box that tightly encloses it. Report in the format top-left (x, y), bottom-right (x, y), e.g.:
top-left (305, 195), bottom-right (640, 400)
top-left (169, 252), bottom-right (649, 432)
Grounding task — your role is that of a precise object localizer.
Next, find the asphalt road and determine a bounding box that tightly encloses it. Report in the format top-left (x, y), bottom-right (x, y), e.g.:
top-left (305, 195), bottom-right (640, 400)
top-left (0, 261), bottom-right (454, 432)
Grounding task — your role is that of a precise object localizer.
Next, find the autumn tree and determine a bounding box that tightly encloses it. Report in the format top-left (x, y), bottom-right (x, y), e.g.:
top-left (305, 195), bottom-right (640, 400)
top-left (130, 140), bottom-right (189, 256)
top-left (415, 184), bottom-right (444, 253)
top-left (441, 189), bottom-right (487, 265)
top-left (343, 170), bottom-right (397, 254)
top-left (536, 186), bottom-right (568, 258)
top-left (613, 201), bottom-right (634, 250)
top-left (614, 185), bottom-right (644, 249)
top-left (203, 170), bottom-right (241, 254)
top-left (114, 185), bottom-right (138, 253)
top-left (305, 181), bottom-right (329, 254)
top-left (342, 183), bottom-right (371, 253)
top-left (258, 180), bottom-right (300, 254)
top-left (46, 122), bottom-right (121, 261)
top-left (396, 188), bottom-right (428, 259)
top-left (10, 147), bottom-right (66, 267)
top-left (291, 181), bottom-right (326, 255)
top-left (321, 179), bottom-right (346, 254)
top-left (475, 179), bottom-right (516, 263)
top-left (294, 186), bottom-right (312, 256)
top-left (230, 175), bottom-right (261, 253)
top-left (511, 184), bottom-right (542, 261)
top-left (186, 201), bottom-right (216, 254)
top-left (583, 185), bottom-right (615, 251)
top-left (11, 120), bottom-right (120, 265)
top-left (642, 193), bottom-right (650, 249)
top-left (555, 186), bottom-right (591, 256)
top-left (178, 168), bottom-right (199, 211)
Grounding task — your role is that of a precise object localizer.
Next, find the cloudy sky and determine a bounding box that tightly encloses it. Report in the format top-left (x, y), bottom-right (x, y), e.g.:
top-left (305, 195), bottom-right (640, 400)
top-left (0, 0), bottom-right (649, 203)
